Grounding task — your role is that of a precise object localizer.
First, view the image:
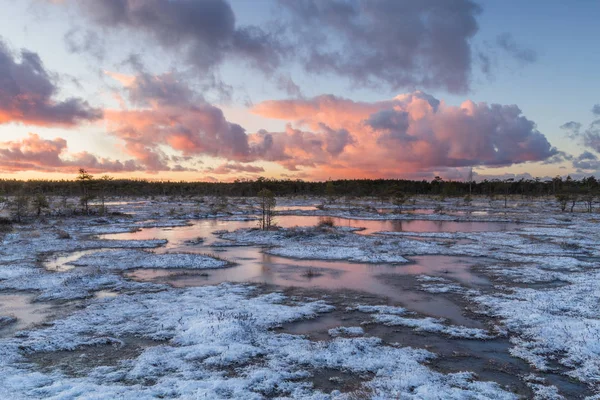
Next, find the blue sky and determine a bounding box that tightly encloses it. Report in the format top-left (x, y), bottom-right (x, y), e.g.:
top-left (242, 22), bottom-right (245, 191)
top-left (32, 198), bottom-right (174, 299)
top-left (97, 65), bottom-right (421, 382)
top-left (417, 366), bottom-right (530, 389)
top-left (0, 0), bottom-right (599, 181)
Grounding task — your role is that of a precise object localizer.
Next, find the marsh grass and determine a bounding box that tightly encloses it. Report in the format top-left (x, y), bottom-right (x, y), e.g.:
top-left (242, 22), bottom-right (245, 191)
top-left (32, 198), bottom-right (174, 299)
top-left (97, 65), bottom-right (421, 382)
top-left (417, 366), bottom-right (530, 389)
top-left (301, 268), bottom-right (324, 278)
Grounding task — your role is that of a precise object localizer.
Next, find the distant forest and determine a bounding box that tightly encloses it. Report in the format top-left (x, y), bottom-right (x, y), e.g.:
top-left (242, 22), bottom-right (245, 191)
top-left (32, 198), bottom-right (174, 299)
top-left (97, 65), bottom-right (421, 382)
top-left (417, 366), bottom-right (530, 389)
top-left (0, 172), bottom-right (599, 199)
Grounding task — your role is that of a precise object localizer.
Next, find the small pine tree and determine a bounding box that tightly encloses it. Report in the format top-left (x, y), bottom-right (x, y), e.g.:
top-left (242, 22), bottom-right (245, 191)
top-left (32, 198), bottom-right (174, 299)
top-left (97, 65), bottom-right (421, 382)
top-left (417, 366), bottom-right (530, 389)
top-left (325, 181), bottom-right (336, 203)
top-left (76, 168), bottom-right (94, 214)
top-left (10, 193), bottom-right (29, 222)
top-left (258, 189), bottom-right (276, 230)
top-left (392, 192), bottom-right (408, 213)
top-left (556, 193), bottom-right (569, 212)
top-left (32, 193), bottom-right (49, 217)
top-left (98, 175), bottom-right (113, 215)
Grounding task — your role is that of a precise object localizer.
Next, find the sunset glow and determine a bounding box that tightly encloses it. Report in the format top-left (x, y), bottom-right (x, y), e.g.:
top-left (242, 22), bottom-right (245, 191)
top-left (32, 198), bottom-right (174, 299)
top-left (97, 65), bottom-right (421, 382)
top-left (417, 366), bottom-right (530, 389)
top-left (0, 0), bottom-right (599, 181)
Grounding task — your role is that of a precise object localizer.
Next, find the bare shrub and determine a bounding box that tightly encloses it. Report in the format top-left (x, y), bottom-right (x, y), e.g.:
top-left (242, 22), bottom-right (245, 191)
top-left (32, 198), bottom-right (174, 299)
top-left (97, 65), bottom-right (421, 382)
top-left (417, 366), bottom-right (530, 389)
top-left (0, 217), bottom-right (13, 233)
top-left (301, 268), bottom-right (323, 278)
top-left (56, 230), bottom-right (71, 239)
top-left (318, 216), bottom-right (335, 228)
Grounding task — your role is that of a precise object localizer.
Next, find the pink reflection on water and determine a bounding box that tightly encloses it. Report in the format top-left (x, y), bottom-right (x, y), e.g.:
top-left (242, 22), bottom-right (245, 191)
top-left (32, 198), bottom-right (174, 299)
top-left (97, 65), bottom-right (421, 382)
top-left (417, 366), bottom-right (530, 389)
top-left (100, 216), bottom-right (509, 326)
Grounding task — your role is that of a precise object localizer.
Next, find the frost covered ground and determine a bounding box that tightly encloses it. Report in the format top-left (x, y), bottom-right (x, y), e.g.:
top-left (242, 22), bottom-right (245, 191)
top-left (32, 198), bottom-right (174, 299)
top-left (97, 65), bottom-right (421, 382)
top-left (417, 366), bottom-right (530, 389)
top-left (0, 195), bottom-right (599, 399)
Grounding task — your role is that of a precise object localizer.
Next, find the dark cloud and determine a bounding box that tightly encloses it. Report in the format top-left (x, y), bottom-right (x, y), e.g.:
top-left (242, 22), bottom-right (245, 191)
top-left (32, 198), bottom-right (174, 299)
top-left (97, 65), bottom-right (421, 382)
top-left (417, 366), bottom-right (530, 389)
top-left (0, 133), bottom-right (141, 173)
top-left (583, 129), bottom-right (600, 153)
top-left (0, 39), bottom-right (102, 126)
top-left (320, 124), bottom-right (354, 156)
top-left (367, 109), bottom-right (411, 145)
top-left (125, 72), bottom-right (199, 108)
top-left (573, 151), bottom-right (600, 171)
top-left (496, 33), bottom-right (537, 65)
top-left (578, 151), bottom-right (598, 161)
top-left (541, 151), bottom-right (573, 165)
top-left (277, 0), bottom-right (481, 93)
top-left (72, 0), bottom-right (284, 74)
top-left (560, 121), bottom-right (582, 138)
top-left (49, 0), bottom-right (513, 95)
top-left (562, 106), bottom-right (600, 154)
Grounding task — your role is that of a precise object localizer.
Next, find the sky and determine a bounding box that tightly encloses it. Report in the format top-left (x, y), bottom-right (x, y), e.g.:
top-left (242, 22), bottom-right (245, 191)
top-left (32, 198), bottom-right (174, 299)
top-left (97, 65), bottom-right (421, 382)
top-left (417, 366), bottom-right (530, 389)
top-left (0, 0), bottom-right (599, 182)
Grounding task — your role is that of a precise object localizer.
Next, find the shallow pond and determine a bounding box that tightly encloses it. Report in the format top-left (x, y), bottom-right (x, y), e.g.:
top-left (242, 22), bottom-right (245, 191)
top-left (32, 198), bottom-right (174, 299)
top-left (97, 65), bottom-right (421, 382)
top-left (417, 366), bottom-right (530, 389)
top-left (106, 215), bottom-right (522, 243)
top-left (301, 216), bottom-right (520, 235)
top-left (98, 217), bottom-right (499, 326)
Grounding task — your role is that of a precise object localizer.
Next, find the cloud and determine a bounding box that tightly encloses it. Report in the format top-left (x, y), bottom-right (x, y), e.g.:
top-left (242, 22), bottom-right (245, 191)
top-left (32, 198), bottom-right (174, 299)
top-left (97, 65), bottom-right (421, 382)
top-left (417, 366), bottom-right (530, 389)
top-left (47, 0), bottom-right (510, 94)
top-left (253, 91), bottom-right (558, 179)
top-left (248, 124), bottom-right (355, 171)
top-left (105, 72), bottom-right (252, 171)
top-left (104, 71), bottom-right (557, 179)
top-left (560, 121), bottom-right (582, 138)
top-left (63, 28), bottom-right (105, 60)
top-left (65, 0), bottom-right (284, 75)
top-left (275, 74), bottom-right (303, 97)
top-left (561, 106), bottom-right (600, 153)
top-left (104, 70), bottom-right (361, 173)
top-left (209, 162), bottom-right (265, 175)
top-left (277, 0), bottom-right (481, 93)
top-left (541, 151), bottom-right (573, 165)
top-left (0, 133), bottom-right (141, 173)
top-left (0, 39), bottom-right (102, 126)
top-left (583, 127), bottom-right (600, 153)
top-left (496, 33), bottom-right (537, 65)
top-left (573, 151), bottom-right (600, 171)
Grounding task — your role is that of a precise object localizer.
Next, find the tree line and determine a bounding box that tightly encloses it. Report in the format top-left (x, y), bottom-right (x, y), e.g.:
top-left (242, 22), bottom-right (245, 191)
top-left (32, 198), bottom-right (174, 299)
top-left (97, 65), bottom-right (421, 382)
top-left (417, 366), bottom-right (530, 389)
top-left (2, 171), bottom-right (600, 223)
top-left (0, 173), bottom-right (598, 199)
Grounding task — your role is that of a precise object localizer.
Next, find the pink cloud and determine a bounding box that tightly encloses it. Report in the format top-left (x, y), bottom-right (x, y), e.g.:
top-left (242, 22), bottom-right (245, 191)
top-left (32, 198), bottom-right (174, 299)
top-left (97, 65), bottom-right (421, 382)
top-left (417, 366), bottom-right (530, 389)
top-left (0, 133), bottom-right (141, 173)
top-left (102, 71), bottom-right (557, 180)
top-left (209, 162), bottom-right (265, 175)
top-left (252, 91), bottom-right (557, 179)
top-left (104, 72), bottom-right (250, 171)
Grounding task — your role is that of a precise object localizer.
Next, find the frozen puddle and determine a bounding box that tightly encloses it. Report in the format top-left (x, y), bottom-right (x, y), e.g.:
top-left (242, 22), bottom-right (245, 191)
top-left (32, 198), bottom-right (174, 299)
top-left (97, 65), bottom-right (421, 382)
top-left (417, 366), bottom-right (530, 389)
top-left (0, 293), bottom-right (52, 335)
top-left (44, 249), bottom-right (106, 271)
top-left (104, 220), bottom-right (492, 326)
top-left (124, 253), bottom-right (488, 326)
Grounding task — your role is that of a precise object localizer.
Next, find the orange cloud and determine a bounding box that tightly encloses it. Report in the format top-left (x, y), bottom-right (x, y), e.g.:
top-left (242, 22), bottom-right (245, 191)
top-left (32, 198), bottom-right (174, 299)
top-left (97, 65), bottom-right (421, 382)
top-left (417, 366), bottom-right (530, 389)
top-left (100, 70), bottom-right (558, 180)
top-left (0, 133), bottom-right (141, 173)
top-left (251, 91), bottom-right (558, 179)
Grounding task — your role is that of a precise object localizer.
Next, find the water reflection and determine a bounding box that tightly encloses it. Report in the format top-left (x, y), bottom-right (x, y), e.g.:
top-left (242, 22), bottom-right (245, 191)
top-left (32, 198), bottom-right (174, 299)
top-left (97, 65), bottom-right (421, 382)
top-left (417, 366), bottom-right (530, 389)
top-left (0, 293), bottom-right (52, 336)
top-left (105, 215), bottom-right (519, 246)
top-left (102, 217), bottom-right (495, 326)
top-left (275, 205), bottom-right (319, 212)
top-left (325, 217), bottom-right (517, 235)
top-left (45, 249), bottom-right (104, 272)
